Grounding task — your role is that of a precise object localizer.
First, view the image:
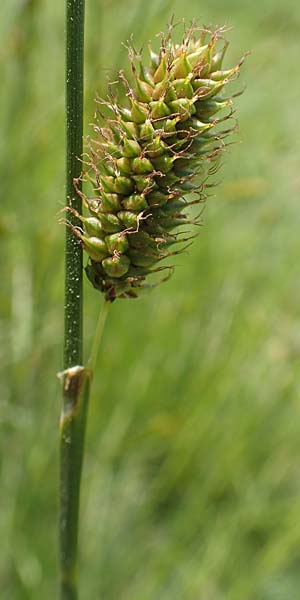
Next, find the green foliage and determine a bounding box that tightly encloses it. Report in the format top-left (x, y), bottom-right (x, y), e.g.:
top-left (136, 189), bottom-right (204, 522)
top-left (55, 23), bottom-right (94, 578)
top-left (1, 0), bottom-right (300, 598)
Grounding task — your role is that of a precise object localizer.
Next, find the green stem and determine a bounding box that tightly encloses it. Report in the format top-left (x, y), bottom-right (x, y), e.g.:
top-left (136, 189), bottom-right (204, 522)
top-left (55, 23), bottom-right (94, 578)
top-left (60, 1), bottom-right (85, 599)
top-left (87, 301), bottom-right (109, 372)
top-left (59, 367), bottom-right (90, 600)
top-left (64, 0), bottom-right (85, 369)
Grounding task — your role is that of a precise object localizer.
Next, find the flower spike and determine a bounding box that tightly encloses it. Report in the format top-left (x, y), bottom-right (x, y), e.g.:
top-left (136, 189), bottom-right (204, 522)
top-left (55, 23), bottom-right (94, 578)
top-left (76, 23), bottom-right (245, 301)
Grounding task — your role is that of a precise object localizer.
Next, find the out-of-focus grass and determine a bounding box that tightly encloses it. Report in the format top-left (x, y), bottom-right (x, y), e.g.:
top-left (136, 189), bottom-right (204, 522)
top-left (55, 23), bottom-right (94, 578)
top-left (1, 0), bottom-right (300, 598)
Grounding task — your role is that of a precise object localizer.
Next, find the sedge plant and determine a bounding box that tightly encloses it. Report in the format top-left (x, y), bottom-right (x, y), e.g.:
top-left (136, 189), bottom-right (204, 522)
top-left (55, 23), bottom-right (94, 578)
top-left (60, 3), bottom-right (245, 597)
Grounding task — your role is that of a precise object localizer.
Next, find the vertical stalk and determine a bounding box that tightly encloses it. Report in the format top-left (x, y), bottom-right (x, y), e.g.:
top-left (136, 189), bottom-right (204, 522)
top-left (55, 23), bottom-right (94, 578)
top-left (65, 0), bottom-right (85, 366)
top-left (60, 1), bottom-right (86, 599)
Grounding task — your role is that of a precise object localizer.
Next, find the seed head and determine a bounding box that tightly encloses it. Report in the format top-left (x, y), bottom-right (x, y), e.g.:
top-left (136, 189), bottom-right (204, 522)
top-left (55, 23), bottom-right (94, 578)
top-left (76, 22), bottom-right (246, 301)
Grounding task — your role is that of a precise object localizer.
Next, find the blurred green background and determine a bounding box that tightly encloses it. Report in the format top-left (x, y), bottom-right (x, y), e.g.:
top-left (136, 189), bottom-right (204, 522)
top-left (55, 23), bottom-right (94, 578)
top-left (1, 0), bottom-right (300, 598)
